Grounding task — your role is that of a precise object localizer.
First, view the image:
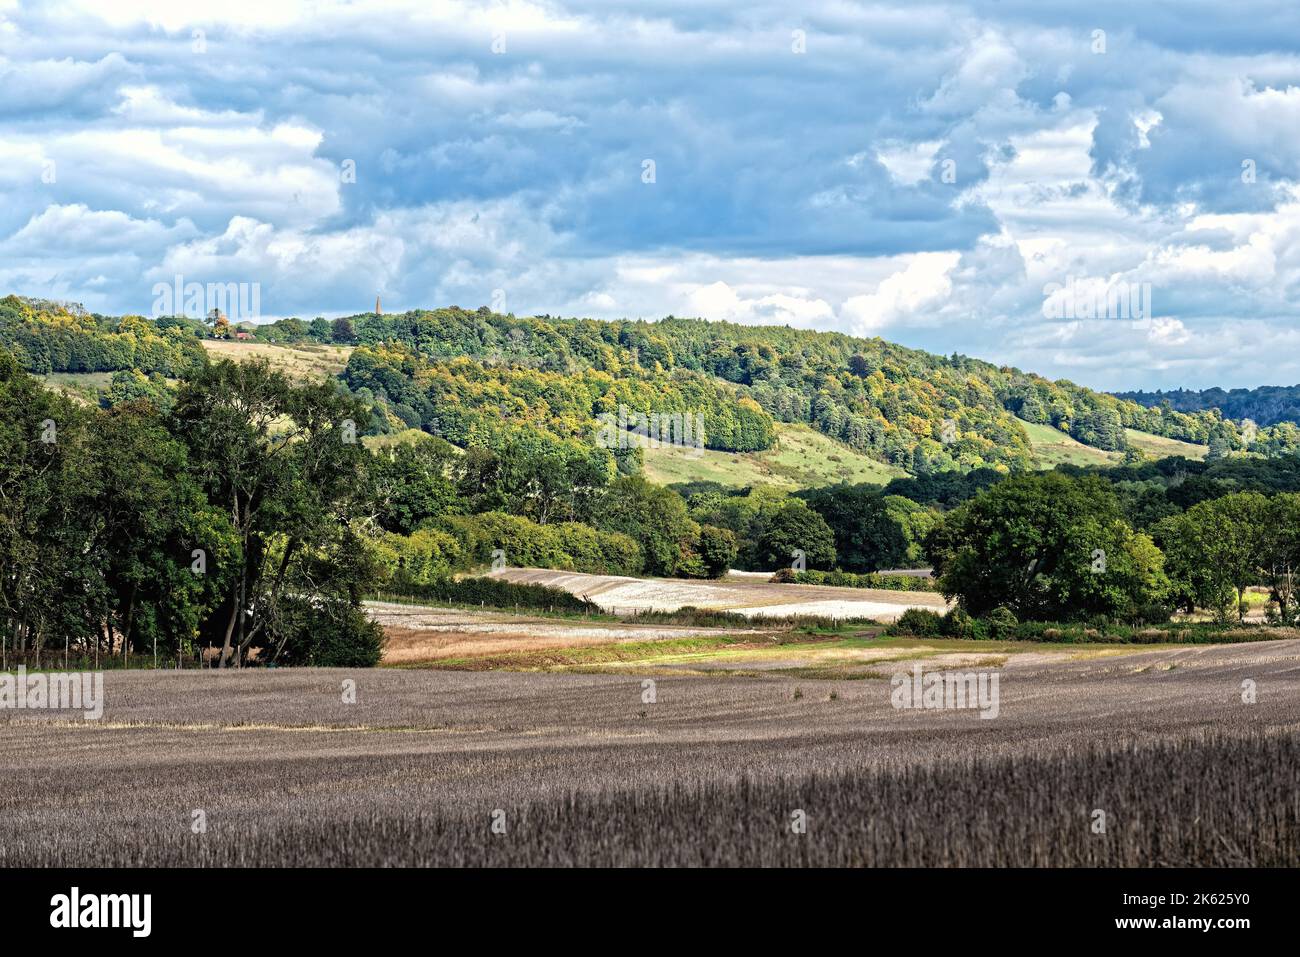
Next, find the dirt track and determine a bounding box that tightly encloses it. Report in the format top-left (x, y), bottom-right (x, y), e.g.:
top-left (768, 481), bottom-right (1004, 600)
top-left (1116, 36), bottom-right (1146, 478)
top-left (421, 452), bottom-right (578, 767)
top-left (489, 567), bottom-right (949, 620)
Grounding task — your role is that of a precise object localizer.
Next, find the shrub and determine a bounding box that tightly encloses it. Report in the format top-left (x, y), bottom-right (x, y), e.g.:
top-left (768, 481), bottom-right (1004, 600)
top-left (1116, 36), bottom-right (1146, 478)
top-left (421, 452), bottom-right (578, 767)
top-left (984, 606), bottom-right (1019, 641)
top-left (940, 606), bottom-right (973, 638)
top-left (891, 607), bottom-right (944, 637)
top-left (383, 576), bottom-right (598, 615)
top-left (1133, 602), bottom-right (1173, 626)
top-left (772, 569), bottom-right (940, 592)
top-left (276, 597), bottom-right (386, 667)
top-left (371, 528), bottom-right (463, 589)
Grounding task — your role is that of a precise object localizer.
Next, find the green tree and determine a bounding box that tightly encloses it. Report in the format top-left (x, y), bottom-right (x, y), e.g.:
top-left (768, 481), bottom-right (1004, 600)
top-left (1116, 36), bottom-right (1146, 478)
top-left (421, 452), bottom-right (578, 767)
top-left (368, 436), bottom-right (463, 534)
top-left (1154, 492), bottom-right (1267, 622)
top-left (694, 524), bottom-right (738, 579)
top-left (171, 359), bottom-right (372, 666)
top-left (591, 476), bottom-right (698, 577)
top-left (756, 500), bottom-right (836, 571)
top-left (800, 483), bottom-right (909, 571)
top-left (926, 472), bottom-right (1168, 620)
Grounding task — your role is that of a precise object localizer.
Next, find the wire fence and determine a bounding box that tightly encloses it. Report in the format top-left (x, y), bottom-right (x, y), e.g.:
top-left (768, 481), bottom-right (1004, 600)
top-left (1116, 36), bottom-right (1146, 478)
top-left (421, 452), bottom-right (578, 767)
top-left (1, 645), bottom-right (224, 671)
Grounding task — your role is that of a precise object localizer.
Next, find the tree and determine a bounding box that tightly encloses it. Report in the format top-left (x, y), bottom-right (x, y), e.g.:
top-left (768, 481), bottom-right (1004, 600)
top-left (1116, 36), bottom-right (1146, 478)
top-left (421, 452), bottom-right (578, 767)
top-left (756, 500), bottom-right (836, 571)
top-left (591, 476), bottom-right (698, 577)
top-left (331, 316), bottom-right (355, 344)
top-left (171, 359), bottom-right (373, 666)
top-left (0, 350), bottom-right (100, 657)
top-left (368, 436), bottom-right (463, 534)
top-left (1155, 492), bottom-right (1267, 622)
top-left (1258, 493), bottom-right (1300, 623)
top-left (308, 317), bottom-right (332, 342)
top-left (695, 525), bottom-right (738, 579)
top-left (800, 483), bottom-right (908, 571)
top-left (926, 472), bottom-right (1168, 620)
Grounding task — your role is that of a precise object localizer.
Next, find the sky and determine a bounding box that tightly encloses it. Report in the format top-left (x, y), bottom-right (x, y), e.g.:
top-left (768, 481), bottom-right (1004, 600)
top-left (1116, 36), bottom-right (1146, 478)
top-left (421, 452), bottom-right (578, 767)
top-left (3, 0), bottom-right (1300, 391)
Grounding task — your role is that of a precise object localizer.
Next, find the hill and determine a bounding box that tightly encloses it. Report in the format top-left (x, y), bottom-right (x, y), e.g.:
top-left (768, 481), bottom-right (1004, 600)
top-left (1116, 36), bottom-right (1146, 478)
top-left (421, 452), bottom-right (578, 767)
top-left (5, 295), bottom-right (1294, 478)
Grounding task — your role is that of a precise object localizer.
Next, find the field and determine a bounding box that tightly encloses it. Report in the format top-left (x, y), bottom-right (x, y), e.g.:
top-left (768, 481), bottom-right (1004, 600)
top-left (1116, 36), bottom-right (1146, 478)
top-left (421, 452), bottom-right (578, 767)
top-left (37, 371), bottom-right (114, 404)
top-left (1124, 427), bottom-right (1208, 461)
top-left (2, 637), bottom-right (1297, 866)
top-left (1021, 420), bottom-right (1117, 468)
top-left (372, 600), bottom-right (768, 665)
top-left (641, 422), bottom-right (906, 489)
top-left (1022, 421), bottom-right (1209, 468)
top-left (488, 567), bottom-right (948, 620)
top-left (200, 339), bottom-right (353, 379)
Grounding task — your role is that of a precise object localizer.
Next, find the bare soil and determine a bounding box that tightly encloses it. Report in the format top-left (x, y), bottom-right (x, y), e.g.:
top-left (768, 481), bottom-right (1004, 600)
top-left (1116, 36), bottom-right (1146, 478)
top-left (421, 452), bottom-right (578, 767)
top-left (490, 567), bottom-right (949, 620)
top-left (370, 601), bottom-right (763, 663)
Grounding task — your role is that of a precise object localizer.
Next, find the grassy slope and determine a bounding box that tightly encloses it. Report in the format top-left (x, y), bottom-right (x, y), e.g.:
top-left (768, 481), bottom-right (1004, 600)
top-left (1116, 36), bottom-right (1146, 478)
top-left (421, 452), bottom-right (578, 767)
top-left (1124, 427), bottom-right (1208, 461)
top-left (640, 422), bottom-right (907, 490)
top-left (1022, 421), bottom-right (1208, 468)
top-left (38, 371), bottom-right (113, 405)
top-left (200, 339), bottom-right (352, 379)
top-left (1020, 420), bottom-right (1117, 468)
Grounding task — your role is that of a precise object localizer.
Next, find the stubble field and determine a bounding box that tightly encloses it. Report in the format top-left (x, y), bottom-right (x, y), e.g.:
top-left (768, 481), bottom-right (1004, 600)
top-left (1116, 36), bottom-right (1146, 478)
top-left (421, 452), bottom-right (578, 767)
top-left (3, 639), bottom-right (1297, 866)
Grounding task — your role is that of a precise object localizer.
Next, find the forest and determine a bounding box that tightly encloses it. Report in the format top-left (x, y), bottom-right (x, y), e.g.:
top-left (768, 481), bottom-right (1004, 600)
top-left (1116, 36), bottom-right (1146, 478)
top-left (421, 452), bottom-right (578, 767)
top-left (1116, 383), bottom-right (1300, 430)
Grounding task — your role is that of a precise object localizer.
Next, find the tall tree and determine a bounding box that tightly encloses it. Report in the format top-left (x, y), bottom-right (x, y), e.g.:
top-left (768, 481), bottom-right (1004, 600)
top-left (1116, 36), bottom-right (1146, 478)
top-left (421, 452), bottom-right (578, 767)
top-left (171, 359), bottom-right (371, 666)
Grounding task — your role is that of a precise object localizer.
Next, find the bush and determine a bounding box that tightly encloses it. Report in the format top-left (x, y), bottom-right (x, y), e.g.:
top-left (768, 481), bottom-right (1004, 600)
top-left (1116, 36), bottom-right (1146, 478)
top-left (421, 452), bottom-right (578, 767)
top-left (891, 607), bottom-right (944, 637)
top-left (382, 576), bottom-right (598, 615)
top-left (276, 597), bottom-right (386, 667)
top-left (371, 528), bottom-right (463, 589)
top-left (984, 606), bottom-right (1019, 641)
top-left (940, 606), bottom-right (974, 638)
top-left (1133, 602), bottom-right (1173, 626)
top-left (772, 569), bottom-right (940, 592)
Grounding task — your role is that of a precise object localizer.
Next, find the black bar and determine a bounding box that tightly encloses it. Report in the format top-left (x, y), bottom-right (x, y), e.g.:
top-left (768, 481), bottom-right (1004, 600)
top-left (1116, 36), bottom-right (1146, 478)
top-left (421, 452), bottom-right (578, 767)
top-left (0, 867), bottom-right (1282, 943)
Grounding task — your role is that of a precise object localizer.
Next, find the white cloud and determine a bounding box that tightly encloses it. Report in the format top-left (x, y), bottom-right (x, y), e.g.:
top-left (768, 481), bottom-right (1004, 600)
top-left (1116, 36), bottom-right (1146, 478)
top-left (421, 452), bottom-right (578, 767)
top-left (3, 1), bottom-right (1300, 390)
top-left (841, 252), bottom-right (961, 334)
top-left (875, 139), bottom-right (945, 186)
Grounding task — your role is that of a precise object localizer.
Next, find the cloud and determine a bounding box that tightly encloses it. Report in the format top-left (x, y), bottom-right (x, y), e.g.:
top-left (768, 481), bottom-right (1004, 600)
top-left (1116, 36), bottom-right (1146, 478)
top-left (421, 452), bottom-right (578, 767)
top-left (875, 140), bottom-right (946, 187)
top-left (1, 1), bottom-right (1299, 388)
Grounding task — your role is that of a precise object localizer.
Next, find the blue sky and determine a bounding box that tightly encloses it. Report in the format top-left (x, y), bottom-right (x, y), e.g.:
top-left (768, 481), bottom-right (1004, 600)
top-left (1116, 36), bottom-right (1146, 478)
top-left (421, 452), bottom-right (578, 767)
top-left (3, 1), bottom-right (1300, 390)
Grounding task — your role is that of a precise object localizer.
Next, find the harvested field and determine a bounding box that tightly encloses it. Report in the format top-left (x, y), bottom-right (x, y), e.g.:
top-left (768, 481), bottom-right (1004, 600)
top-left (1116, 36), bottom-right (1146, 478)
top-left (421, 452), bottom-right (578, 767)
top-left (490, 567), bottom-right (949, 620)
top-left (370, 601), bottom-right (765, 664)
top-left (2, 639), bottom-right (1298, 866)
